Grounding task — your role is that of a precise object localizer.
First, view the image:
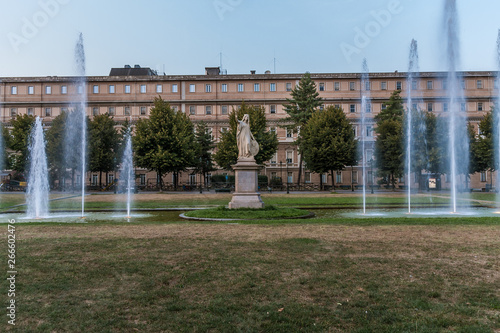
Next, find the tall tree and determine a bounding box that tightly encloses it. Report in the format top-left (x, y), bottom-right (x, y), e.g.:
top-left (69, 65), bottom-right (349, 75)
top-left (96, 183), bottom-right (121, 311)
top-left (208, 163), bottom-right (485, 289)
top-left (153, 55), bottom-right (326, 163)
top-left (470, 112), bottom-right (495, 184)
top-left (213, 102), bottom-right (278, 170)
top-left (375, 90), bottom-right (404, 189)
top-left (9, 114), bottom-right (36, 174)
top-left (282, 72), bottom-right (322, 185)
top-left (193, 121), bottom-right (215, 187)
top-left (88, 113), bottom-right (120, 187)
top-left (133, 97), bottom-right (197, 191)
top-left (46, 111), bottom-right (68, 189)
top-left (299, 106), bottom-right (358, 189)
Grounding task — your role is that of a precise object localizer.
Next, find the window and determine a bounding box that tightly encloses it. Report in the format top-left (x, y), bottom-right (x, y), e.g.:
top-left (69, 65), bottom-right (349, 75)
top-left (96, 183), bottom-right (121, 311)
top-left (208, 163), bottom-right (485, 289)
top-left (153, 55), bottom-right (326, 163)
top-left (205, 106), bottom-right (212, 115)
top-left (189, 106), bottom-right (196, 115)
top-left (412, 103), bottom-right (417, 110)
top-left (319, 83), bottom-right (325, 91)
top-left (270, 105), bottom-right (276, 114)
top-left (461, 103), bottom-right (466, 112)
top-left (381, 104), bottom-right (387, 110)
top-left (11, 86), bottom-right (17, 95)
top-left (140, 84), bottom-right (146, 93)
top-left (427, 103), bottom-right (433, 112)
top-left (156, 84), bottom-right (162, 93)
top-left (305, 172), bottom-right (311, 183)
top-left (77, 85), bottom-right (84, 94)
top-left (336, 171), bottom-right (342, 184)
top-left (92, 175), bottom-right (98, 186)
top-left (10, 108), bottom-right (17, 117)
top-left (381, 81), bottom-right (387, 90)
top-left (221, 83), bottom-right (227, 92)
top-left (171, 106), bottom-right (178, 112)
top-left (140, 174), bottom-right (146, 186)
top-left (350, 104), bottom-right (356, 113)
top-left (286, 129), bottom-right (292, 138)
top-left (109, 85), bottom-right (115, 94)
top-left (322, 174), bottom-right (327, 183)
top-left (443, 102), bottom-right (448, 112)
top-left (365, 103), bottom-right (371, 113)
top-left (45, 108), bottom-right (51, 117)
top-left (270, 127), bottom-right (277, 134)
top-left (427, 80), bottom-right (433, 90)
top-left (45, 86), bottom-right (52, 94)
top-left (92, 107), bottom-right (99, 116)
top-left (286, 151), bottom-right (293, 164)
top-left (396, 81), bottom-right (402, 90)
top-left (125, 85), bottom-right (131, 94)
top-left (270, 83), bottom-right (276, 92)
top-left (287, 172), bottom-right (293, 184)
top-left (172, 84), bottom-right (178, 93)
top-left (189, 84), bottom-right (195, 93)
top-left (61, 107), bottom-right (68, 113)
top-left (93, 85), bottom-right (99, 94)
top-left (28, 86), bottom-right (34, 95)
top-left (140, 107), bottom-right (147, 115)
top-left (124, 107), bottom-right (131, 116)
top-left (108, 107), bottom-right (115, 116)
top-left (478, 102), bottom-right (483, 111)
top-left (205, 84), bottom-right (212, 93)
top-left (254, 83), bottom-right (260, 92)
top-left (334, 82), bottom-right (340, 91)
top-left (365, 81), bottom-right (370, 91)
top-left (366, 125), bottom-right (373, 137)
top-left (480, 171), bottom-right (486, 182)
top-left (27, 108), bottom-right (34, 116)
top-left (477, 80), bottom-right (483, 89)
top-left (334, 104), bottom-right (340, 109)
top-left (411, 80), bottom-right (417, 90)
top-left (108, 174), bottom-right (114, 185)
top-left (461, 80), bottom-right (466, 89)
top-left (349, 82), bottom-right (355, 91)
top-left (442, 79), bottom-right (448, 90)
top-left (61, 85), bottom-right (68, 94)
top-left (221, 105), bottom-right (228, 115)
top-left (238, 83), bottom-right (244, 92)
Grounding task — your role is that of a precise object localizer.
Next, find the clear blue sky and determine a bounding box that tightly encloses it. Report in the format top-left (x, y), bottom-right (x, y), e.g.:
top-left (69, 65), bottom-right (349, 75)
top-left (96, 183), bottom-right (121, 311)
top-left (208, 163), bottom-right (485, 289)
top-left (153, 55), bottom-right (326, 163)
top-left (0, 0), bottom-right (499, 77)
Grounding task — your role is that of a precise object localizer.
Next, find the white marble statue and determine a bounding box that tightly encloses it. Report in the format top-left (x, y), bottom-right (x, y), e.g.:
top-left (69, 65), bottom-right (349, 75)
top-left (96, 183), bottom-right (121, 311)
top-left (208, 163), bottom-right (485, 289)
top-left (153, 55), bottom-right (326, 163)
top-left (236, 114), bottom-right (259, 159)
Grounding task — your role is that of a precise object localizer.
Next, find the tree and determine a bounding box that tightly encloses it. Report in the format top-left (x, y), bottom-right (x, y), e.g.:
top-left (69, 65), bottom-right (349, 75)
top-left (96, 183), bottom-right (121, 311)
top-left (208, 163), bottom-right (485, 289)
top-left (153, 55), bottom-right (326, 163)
top-left (88, 113), bottom-right (120, 187)
top-left (282, 72), bottom-right (322, 185)
top-left (375, 90), bottom-right (404, 189)
top-left (193, 121), bottom-right (215, 187)
top-left (64, 107), bottom-right (89, 191)
top-left (213, 102), bottom-right (278, 170)
top-left (45, 111), bottom-right (68, 189)
top-left (299, 106), bottom-right (358, 190)
top-left (133, 97), bottom-right (197, 191)
top-left (470, 111), bottom-right (495, 186)
top-left (9, 114), bottom-right (36, 174)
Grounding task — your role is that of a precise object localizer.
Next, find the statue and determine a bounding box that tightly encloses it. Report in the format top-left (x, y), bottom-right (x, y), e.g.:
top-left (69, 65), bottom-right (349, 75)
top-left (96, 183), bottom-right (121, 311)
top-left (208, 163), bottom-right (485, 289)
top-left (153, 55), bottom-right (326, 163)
top-left (236, 114), bottom-right (259, 159)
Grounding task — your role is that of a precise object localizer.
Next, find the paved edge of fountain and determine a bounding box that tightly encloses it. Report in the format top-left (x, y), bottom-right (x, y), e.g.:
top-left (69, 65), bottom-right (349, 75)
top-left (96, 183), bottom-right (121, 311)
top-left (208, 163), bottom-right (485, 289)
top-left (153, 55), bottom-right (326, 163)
top-left (179, 210), bottom-right (315, 222)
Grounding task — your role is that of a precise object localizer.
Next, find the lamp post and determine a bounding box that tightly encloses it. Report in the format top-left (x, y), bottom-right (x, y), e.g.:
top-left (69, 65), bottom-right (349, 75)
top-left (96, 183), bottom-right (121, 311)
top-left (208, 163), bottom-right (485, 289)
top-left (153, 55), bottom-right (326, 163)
top-left (280, 161), bottom-right (283, 190)
top-left (286, 162), bottom-right (289, 194)
top-left (369, 158), bottom-right (374, 194)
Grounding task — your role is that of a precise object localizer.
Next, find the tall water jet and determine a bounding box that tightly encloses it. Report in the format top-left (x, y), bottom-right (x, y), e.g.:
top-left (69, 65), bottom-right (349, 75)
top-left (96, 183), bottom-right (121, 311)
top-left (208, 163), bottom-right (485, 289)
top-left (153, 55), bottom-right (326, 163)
top-left (26, 117), bottom-right (50, 218)
top-left (443, 0), bottom-right (468, 212)
top-left (65, 33), bottom-right (87, 217)
top-left (120, 133), bottom-right (134, 218)
top-left (360, 59), bottom-right (370, 214)
top-left (406, 39), bottom-right (420, 213)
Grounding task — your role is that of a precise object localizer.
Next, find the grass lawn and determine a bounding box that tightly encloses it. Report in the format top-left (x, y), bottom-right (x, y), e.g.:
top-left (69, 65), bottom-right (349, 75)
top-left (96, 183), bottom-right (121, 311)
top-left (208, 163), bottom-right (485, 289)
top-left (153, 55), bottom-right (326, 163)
top-left (2, 214), bottom-right (499, 332)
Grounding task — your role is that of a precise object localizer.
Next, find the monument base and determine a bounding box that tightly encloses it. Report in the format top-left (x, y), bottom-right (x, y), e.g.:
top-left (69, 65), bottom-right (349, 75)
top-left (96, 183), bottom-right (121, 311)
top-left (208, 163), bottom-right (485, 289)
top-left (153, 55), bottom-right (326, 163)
top-left (228, 158), bottom-right (264, 209)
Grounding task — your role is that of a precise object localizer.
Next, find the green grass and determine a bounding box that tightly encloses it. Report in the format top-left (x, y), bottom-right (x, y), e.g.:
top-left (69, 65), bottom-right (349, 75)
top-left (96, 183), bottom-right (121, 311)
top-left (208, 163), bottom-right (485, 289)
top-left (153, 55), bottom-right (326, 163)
top-left (183, 205), bottom-right (309, 219)
top-left (3, 223), bottom-right (499, 332)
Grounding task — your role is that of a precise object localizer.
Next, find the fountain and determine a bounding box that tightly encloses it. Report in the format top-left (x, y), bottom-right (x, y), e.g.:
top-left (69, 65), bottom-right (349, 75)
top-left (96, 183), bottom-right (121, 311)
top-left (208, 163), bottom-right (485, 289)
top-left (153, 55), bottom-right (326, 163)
top-left (120, 133), bottom-right (134, 218)
top-left (443, 0), bottom-right (469, 213)
top-left (26, 117), bottom-right (50, 219)
top-left (360, 58), bottom-right (370, 214)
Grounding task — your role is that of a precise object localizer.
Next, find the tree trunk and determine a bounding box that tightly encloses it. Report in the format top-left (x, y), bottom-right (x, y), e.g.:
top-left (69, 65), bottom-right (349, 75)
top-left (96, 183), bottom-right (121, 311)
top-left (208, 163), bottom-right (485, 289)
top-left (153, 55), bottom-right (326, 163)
top-left (330, 170), bottom-right (335, 191)
top-left (99, 171), bottom-right (102, 188)
top-left (296, 155), bottom-right (303, 187)
top-left (351, 166), bottom-right (354, 192)
top-left (319, 174), bottom-right (323, 191)
top-left (158, 171), bottom-right (163, 192)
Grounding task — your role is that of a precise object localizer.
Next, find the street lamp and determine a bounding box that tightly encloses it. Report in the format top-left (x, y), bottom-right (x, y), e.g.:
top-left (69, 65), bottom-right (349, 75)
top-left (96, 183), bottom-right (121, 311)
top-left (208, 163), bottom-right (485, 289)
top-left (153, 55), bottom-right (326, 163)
top-left (279, 161), bottom-right (283, 190)
top-left (286, 162), bottom-right (290, 194)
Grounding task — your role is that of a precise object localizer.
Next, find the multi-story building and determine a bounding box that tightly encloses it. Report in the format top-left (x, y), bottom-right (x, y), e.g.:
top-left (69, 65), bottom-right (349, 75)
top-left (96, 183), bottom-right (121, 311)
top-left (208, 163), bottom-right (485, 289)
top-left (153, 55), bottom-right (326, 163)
top-left (0, 65), bottom-right (497, 190)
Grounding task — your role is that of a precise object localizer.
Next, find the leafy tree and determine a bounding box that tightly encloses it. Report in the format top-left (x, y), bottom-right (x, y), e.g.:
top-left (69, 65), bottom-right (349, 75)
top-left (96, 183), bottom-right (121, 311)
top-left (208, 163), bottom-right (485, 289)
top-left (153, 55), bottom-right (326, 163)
top-left (88, 113), bottom-right (120, 187)
top-left (299, 106), bottom-right (357, 190)
top-left (133, 97), bottom-right (197, 191)
top-left (9, 114), bottom-right (36, 174)
top-left (282, 72), bottom-right (322, 185)
top-left (46, 111), bottom-right (68, 189)
top-left (375, 90), bottom-right (404, 189)
top-left (193, 121), bottom-right (215, 187)
top-left (469, 111), bottom-right (495, 187)
top-left (213, 102), bottom-right (278, 170)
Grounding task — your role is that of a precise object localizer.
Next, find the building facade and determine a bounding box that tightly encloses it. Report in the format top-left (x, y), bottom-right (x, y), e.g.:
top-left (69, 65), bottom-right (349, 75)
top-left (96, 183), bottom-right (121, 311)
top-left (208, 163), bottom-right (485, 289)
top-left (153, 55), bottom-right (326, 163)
top-left (0, 66), bottom-right (497, 190)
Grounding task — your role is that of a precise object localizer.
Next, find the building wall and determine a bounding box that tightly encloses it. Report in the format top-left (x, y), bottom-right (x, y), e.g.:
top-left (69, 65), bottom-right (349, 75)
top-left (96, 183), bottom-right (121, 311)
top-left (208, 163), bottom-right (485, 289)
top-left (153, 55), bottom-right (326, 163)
top-left (0, 70), bottom-right (497, 190)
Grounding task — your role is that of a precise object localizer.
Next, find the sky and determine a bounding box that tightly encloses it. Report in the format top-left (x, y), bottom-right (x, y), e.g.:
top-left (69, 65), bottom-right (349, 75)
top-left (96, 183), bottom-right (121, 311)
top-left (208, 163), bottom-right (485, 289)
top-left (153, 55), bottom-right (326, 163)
top-left (0, 0), bottom-right (499, 77)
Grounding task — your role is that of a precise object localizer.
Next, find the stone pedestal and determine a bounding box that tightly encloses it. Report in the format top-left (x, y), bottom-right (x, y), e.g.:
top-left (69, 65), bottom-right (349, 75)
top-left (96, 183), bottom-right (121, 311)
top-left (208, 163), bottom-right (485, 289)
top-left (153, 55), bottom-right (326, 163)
top-left (228, 158), bottom-right (264, 209)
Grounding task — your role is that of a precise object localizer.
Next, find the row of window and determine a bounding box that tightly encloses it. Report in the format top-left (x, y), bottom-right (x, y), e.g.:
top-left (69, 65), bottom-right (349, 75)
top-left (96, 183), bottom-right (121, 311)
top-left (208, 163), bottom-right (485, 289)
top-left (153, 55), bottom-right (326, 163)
top-left (8, 106), bottom-right (149, 118)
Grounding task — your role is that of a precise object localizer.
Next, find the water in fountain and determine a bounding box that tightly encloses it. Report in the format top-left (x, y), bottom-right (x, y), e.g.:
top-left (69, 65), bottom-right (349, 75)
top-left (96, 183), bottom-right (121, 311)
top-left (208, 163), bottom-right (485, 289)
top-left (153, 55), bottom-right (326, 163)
top-left (443, 0), bottom-right (469, 213)
top-left (65, 33), bottom-right (87, 217)
top-left (360, 58), bottom-right (370, 214)
top-left (120, 133), bottom-right (134, 218)
top-left (406, 39), bottom-right (420, 213)
top-left (26, 117), bottom-right (50, 218)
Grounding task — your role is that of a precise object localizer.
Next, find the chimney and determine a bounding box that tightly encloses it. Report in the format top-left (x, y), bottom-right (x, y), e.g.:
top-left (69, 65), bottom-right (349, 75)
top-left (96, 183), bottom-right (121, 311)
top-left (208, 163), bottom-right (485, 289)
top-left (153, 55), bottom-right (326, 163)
top-left (250, 70), bottom-right (256, 75)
